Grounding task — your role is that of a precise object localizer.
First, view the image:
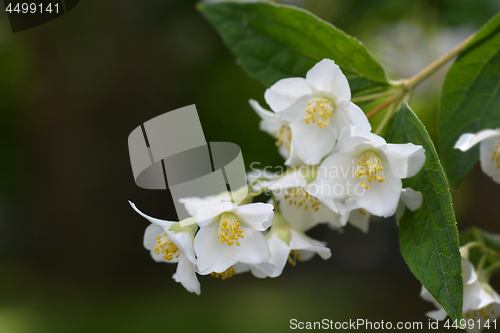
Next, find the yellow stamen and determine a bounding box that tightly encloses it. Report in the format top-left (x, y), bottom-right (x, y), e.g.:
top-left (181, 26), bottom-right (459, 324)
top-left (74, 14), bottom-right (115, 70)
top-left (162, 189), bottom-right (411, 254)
top-left (288, 250), bottom-right (303, 266)
top-left (217, 212), bottom-right (244, 247)
top-left (153, 232), bottom-right (180, 261)
top-left (211, 266), bottom-right (236, 280)
top-left (304, 98), bottom-right (334, 128)
top-left (284, 187), bottom-right (321, 211)
top-left (491, 140), bottom-right (500, 169)
top-left (273, 124), bottom-right (292, 153)
top-left (354, 151), bottom-right (386, 190)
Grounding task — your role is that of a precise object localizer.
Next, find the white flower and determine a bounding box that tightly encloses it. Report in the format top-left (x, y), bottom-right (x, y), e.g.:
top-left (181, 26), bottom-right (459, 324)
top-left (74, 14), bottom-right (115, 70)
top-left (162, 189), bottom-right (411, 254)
top-left (250, 167), bottom-right (347, 231)
top-left (455, 129), bottom-right (500, 183)
top-left (311, 125), bottom-right (425, 217)
top-left (420, 254), bottom-right (500, 333)
top-left (249, 99), bottom-right (305, 165)
top-left (235, 212), bottom-right (331, 278)
top-left (261, 58), bottom-right (371, 165)
top-left (194, 201), bottom-right (274, 275)
top-left (129, 202), bottom-right (200, 295)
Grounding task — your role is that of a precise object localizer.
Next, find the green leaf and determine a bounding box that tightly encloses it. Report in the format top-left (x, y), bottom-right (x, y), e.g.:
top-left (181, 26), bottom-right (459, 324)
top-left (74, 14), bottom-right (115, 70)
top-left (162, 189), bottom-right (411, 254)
top-left (386, 103), bottom-right (463, 322)
top-left (438, 13), bottom-right (500, 187)
top-left (198, 2), bottom-right (389, 94)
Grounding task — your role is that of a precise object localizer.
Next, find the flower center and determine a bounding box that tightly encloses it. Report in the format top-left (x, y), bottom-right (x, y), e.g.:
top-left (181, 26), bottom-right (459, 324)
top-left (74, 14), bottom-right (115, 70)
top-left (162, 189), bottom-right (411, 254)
top-left (284, 187), bottom-right (321, 211)
top-left (217, 212), bottom-right (244, 246)
top-left (355, 151), bottom-right (386, 190)
top-left (304, 98), bottom-right (334, 129)
top-left (210, 266), bottom-right (236, 280)
top-left (491, 140), bottom-right (500, 169)
top-left (154, 233), bottom-right (180, 261)
top-left (272, 124), bottom-right (291, 152)
top-left (288, 250), bottom-right (303, 266)
top-left (464, 304), bottom-right (496, 321)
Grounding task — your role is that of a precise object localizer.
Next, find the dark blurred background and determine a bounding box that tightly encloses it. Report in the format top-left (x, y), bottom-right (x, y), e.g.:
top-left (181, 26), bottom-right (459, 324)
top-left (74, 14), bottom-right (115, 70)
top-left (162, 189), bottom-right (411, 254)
top-left (0, 0), bottom-right (499, 332)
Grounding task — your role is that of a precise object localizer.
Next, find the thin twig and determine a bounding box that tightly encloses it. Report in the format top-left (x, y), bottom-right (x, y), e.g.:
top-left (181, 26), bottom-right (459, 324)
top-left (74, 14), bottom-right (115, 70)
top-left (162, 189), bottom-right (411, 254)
top-left (366, 96), bottom-right (395, 119)
top-left (374, 91), bottom-right (405, 135)
top-left (351, 89), bottom-right (398, 103)
top-left (405, 32), bottom-right (476, 90)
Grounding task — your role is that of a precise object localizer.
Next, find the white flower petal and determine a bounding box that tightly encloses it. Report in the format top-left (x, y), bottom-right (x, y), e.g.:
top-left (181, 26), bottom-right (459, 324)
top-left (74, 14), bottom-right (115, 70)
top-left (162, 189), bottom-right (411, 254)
top-left (350, 168), bottom-right (402, 217)
top-left (173, 254), bottom-right (201, 295)
top-left (235, 203), bottom-right (275, 231)
top-left (383, 143), bottom-right (425, 178)
top-left (464, 278), bottom-right (495, 311)
top-left (305, 59), bottom-right (351, 101)
top-left (195, 201), bottom-right (237, 227)
top-left (284, 144), bottom-right (306, 166)
top-left (299, 250), bottom-right (318, 261)
top-left (313, 195), bottom-right (347, 216)
top-left (279, 198), bottom-right (315, 231)
top-left (166, 229), bottom-right (196, 264)
top-left (233, 260), bottom-right (277, 279)
top-left (264, 77), bottom-right (313, 112)
top-left (194, 226), bottom-right (238, 273)
top-left (129, 201), bottom-right (175, 231)
top-left (277, 141), bottom-right (292, 160)
top-left (400, 188), bottom-right (423, 212)
top-left (345, 102), bottom-right (371, 131)
top-left (420, 286), bottom-right (437, 303)
top-left (143, 224), bottom-right (163, 251)
top-left (279, 196), bottom-right (340, 232)
top-left (462, 257), bottom-right (477, 285)
top-left (426, 308), bottom-right (448, 321)
top-left (395, 188), bottom-right (423, 223)
top-left (218, 228), bottom-right (272, 264)
top-left (311, 152), bottom-right (357, 199)
top-left (276, 95), bottom-right (313, 122)
top-left (195, 226), bottom-right (271, 274)
top-left (250, 262), bottom-right (278, 278)
top-left (249, 99), bottom-right (288, 135)
top-left (264, 233), bottom-right (292, 277)
top-left (336, 125), bottom-right (387, 153)
top-left (347, 209), bottom-right (371, 233)
top-left (233, 262), bottom-right (250, 274)
top-left (290, 229), bottom-right (331, 260)
top-left (179, 192), bottom-right (232, 217)
top-left (479, 136), bottom-right (500, 183)
top-left (327, 212), bottom-right (344, 229)
top-left (290, 120), bottom-right (337, 165)
top-left (325, 101), bottom-right (356, 136)
top-left (454, 129), bottom-right (500, 152)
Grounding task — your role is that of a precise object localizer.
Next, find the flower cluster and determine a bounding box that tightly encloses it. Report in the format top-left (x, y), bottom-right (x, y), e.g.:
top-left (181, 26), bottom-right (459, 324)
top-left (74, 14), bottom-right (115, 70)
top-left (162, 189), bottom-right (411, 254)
top-left (251, 58), bottom-right (425, 229)
top-left (130, 58), bottom-right (426, 295)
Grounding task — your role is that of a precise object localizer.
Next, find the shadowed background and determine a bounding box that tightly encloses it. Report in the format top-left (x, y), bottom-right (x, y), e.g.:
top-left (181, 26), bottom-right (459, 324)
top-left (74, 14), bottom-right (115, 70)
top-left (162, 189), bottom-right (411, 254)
top-left (0, 0), bottom-right (499, 332)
